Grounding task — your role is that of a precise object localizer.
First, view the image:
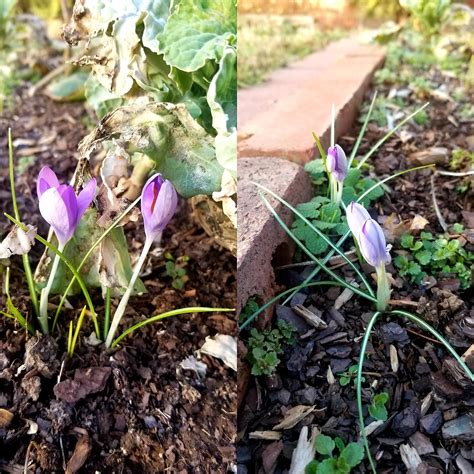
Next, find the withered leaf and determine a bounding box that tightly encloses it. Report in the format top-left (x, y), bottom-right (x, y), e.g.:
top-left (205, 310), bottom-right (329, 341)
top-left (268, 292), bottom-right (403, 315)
top-left (54, 367), bottom-right (111, 404)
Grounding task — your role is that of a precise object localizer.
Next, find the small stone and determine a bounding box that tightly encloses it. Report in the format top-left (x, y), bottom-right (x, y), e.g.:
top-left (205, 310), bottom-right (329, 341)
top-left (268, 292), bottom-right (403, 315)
top-left (420, 410), bottom-right (443, 434)
top-left (143, 416), bottom-right (158, 429)
top-left (330, 358), bottom-right (352, 374)
top-left (326, 345), bottom-right (352, 358)
top-left (285, 342), bottom-right (313, 373)
top-left (409, 431), bottom-right (434, 455)
top-left (392, 406), bottom-right (420, 438)
top-left (442, 416), bottom-right (474, 442)
top-left (290, 292), bottom-right (307, 307)
top-left (295, 386), bottom-right (318, 405)
top-left (265, 374), bottom-right (282, 391)
top-left (276, 389), bottom-right (291, 405)
top-left (380, 322), bottom-right (410, 346)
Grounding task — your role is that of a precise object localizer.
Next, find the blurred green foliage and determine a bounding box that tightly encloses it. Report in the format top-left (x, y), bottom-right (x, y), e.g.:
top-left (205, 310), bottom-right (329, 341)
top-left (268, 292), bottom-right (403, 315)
top-left (238, 14), bottom-right (345, 87)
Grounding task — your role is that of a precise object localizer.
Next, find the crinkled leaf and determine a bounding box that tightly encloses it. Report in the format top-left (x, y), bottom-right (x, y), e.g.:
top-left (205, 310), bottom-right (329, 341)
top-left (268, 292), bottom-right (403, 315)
top-left (79, 102), bottom-right (224, 197)
top-left (64, 0), bottom-right (171, 95)
top-left (158, 0), bottom-right (236, 72)
top-left (207, 46), bottom-right (236, 173)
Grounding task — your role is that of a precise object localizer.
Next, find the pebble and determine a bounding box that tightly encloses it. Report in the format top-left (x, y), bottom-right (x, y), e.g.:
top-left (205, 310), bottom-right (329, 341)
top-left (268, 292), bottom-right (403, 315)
top-left (442, 415), bottom-right (474, 441)
top-left (392, 406), bottom-right (420, 438)
top-left (420, 410), bottom-right (443, 434)
top-left (295, 386), bottom-right (318, 405)
top-left (380, 322), bottom-right (410, 346)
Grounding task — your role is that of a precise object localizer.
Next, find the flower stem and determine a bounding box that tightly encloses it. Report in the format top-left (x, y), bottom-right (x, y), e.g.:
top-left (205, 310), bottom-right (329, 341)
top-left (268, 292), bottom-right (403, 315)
top-left (375, 264), bottom-right (391, 311)
top-left (38, 243), bottom-right (65, 334)
top-left (105, 238), bottom-right (153, 348)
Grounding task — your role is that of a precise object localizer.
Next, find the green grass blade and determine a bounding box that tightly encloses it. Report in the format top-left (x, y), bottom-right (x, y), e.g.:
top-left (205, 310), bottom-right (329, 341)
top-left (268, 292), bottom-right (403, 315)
top-left (357, 309), bottom-right (474, 474)
top-left (112, 307), bottom-right (234, 348)
top-left (67, 321), bottom-right (73, 356)
top-left (103, 287), bottom-right (111, 340)
top-left (357, 103), bottom-right (429, 169)
top-left (254, 182), bottom-right (376, 299)
top-left (7, 128), bottom-right (39, 318)
top-left (356, 311), bottom-right (381, 474)
top-left (240, 280), bottom-right (345, 331)
top-left (69, 306), bottom-right (87, 358)
top-left (4, 213), bottom-right (100, 337)
top-left (258, 191), bottom-right (376, 303)
top-left (52, 196), bottom-right (141, 333)
top-left (3, 267), bottom-right (35, 334)
top-left (348, 91), bottom-right (378, 168)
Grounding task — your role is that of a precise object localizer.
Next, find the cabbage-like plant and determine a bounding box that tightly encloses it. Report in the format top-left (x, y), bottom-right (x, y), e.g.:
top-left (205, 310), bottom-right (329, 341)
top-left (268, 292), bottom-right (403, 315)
top-left (63, 0), bottom-right (236, 200)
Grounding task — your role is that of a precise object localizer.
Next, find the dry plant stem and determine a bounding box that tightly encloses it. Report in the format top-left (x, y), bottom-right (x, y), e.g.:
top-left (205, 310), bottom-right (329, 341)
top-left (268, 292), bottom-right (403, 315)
top-left (105, 238), bottom-right (153, 348)
top-left (38, 243), bottom-right (64, 334)
top-left (430, 173), bottom-right (448, 232)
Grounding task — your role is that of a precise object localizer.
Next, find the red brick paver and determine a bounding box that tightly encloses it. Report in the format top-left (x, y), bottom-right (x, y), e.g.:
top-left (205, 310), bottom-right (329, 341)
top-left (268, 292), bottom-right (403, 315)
top-left (238, 36), bottom-right (385, 164)
top-left (237, 157), bottom-right (313, 322)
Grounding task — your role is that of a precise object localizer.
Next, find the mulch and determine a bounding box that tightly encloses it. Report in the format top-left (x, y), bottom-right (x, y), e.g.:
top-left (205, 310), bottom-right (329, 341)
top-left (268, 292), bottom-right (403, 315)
top-left (238, 43), bottom-right (474, 473)
top-left (0, 88), bottom-right (237, 472)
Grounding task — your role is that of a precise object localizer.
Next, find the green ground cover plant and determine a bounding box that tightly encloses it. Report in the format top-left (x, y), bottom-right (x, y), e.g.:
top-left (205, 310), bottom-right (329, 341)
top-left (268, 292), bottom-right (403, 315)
top-left (306, 434), bottom-right (364, 474)
top-left (394, 230), bottom-right (473, 289)
top-left (246, 320), bottom-right (295, 376)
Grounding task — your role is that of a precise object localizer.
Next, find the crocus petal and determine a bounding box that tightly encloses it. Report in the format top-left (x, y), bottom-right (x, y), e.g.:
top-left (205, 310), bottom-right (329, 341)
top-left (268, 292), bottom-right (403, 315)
top-left (346, 202), bottom-right (371, 237)
top-left (141, 173), bottom-right (177, 241)
top-left (37, 166), bottom-right (60, 198)
top-left (358, 218), bottom-right (390, 267)
top-left (39, 185), bottom-right (78, 246)
top-left (327, 144), bottom-right (348, 182)
top-left (76, 178), bottom-right (97, 224)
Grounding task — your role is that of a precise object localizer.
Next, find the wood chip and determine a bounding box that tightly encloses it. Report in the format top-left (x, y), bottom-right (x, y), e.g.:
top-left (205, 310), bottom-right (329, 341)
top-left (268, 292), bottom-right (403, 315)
top-left (334, 282), bottom-right (358, 310)
top-left (364, 420), bottom-right (384, 437)
top-left (420, 392), bottom-right (433, 416)
top-left (289, 426), bottom-right (319, 474)
top-left (273, 405), bottom-right (315, 430)
top-left (292, 304), bottom-right (327, 329)
top-left (66, 435), bottom-right (91, 474)
top-left (327, 366), bottom-right (335, 385)
top-left (390, 345), bottom-right (399, 373)
top-left (400, 443), bottom-right (422, 472)
top-left (249, 431), bottom-right (282, 440)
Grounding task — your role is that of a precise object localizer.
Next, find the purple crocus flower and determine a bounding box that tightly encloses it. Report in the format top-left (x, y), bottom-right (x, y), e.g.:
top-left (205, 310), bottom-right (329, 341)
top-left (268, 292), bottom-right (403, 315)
top-left (37, 166), bottom-right (96, 247)
top-left (346, 202), bottom-right (371, 238)
top-left (141, 173), bottom-right (178, 242)
top-left (358, 218), bottom-right (391, 268)
top-left (327, 144), bottom-right (348, 182)
top-left (105, 173), bottom-right (178, 348)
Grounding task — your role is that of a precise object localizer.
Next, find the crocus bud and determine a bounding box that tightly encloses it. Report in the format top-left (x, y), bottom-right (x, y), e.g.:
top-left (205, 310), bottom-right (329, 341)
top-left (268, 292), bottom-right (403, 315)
top-left (37, 166), bottom-right (96, 247)
top-left (358, 218), bottom-right (391, 268)
top-left (141, 173), bottom-right (178, 242)
top-left (327, 144), bottom-right (348, 182)
top-left (346, 202), bottom-right (371, 237)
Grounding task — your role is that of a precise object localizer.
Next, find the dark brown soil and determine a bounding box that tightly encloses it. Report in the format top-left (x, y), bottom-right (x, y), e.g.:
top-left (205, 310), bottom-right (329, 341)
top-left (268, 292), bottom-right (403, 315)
top-left (238, 47), bottom-right (474, 473)
top-left (0, 89), bottom-right (237, 472)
